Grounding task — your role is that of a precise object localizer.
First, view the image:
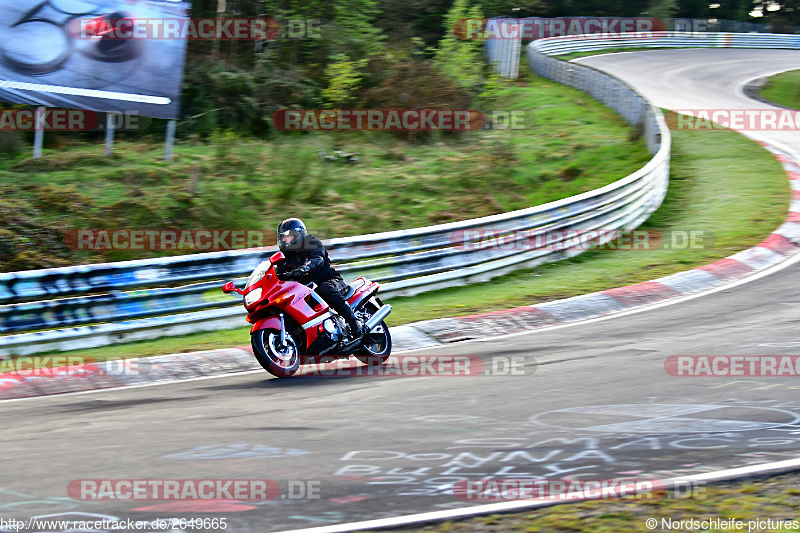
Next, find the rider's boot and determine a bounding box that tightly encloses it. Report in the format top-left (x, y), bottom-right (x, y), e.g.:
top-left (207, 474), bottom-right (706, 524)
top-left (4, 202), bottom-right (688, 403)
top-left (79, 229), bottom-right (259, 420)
top-left (339, 304), bottom-right (363, 340)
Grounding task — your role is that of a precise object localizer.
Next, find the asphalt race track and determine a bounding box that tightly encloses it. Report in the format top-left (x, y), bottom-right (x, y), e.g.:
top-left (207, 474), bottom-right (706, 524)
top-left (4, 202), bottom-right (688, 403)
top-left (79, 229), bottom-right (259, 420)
top-left (3, 49), bottom-right (800, 532)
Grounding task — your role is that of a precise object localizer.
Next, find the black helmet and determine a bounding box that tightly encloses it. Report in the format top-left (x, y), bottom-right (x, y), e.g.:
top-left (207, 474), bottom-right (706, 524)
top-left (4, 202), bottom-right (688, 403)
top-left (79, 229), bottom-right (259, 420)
top-left (277, 218), bottom-right (307, 252)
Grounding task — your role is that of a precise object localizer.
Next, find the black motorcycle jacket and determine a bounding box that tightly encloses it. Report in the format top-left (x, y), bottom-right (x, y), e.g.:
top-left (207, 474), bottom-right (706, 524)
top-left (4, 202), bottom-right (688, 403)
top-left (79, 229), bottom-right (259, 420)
top-left (275, 234), bottom-right (341, 285)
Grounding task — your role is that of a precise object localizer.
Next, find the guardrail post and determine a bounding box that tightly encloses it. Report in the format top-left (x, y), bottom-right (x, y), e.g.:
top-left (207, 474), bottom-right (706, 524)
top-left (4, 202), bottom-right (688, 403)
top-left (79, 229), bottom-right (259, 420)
top-left (33, 107), bottom-right (45, 159)
top-left (104, 113), bottom-right (116, 157)
top-left (164, 120), bottom-right (177, 161)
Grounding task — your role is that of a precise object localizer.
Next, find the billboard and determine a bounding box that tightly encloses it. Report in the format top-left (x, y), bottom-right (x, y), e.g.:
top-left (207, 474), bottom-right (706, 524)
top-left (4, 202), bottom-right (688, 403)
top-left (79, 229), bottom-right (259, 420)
top-left (0, 0), bottom-right (190, 120)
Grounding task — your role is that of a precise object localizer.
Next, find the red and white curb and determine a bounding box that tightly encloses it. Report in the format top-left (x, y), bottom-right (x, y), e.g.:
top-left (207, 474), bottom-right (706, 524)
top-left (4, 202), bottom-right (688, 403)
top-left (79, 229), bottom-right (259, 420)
top-left (1, 141), bottom-right (798, 400)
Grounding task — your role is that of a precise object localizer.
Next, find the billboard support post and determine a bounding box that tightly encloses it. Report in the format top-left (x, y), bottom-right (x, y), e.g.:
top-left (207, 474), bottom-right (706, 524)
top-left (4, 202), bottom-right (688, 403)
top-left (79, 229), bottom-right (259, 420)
top-left (164, 119), bottom-right (176, 161)
top-left (104, 114), bottom-right (116, 157)
top-left (33, 107), bottom-right (45, 159)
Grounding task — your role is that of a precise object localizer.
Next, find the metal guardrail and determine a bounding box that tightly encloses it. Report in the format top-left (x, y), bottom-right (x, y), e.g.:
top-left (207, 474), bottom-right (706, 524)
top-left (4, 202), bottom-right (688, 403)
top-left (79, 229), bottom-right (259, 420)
top-left (0, 35), bottom-right (676, 356)
top-left (532, 31), bottom-right (800, 56)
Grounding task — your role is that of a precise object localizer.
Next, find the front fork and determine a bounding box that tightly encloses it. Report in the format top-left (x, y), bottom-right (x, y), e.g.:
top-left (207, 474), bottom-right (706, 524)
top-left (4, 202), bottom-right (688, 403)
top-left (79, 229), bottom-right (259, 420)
top-left (279, 312), bottom-right (287, 348)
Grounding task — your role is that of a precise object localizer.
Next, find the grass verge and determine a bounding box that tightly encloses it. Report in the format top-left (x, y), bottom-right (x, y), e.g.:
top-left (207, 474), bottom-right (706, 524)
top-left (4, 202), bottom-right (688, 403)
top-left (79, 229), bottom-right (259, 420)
top-left (760, 69), bottom-right (800, 109)
top-left (15, 110), bottom-right (790, 362)
top-left (380, 470), bottom-right (800, 532)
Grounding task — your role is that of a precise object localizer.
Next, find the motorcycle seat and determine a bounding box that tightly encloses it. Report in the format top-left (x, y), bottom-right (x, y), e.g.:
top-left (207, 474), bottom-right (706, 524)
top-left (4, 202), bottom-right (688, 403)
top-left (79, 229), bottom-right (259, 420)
top-left (343, 278), bottom-right (366, 300)
top-left (343, 285), bottom-right (356, 300)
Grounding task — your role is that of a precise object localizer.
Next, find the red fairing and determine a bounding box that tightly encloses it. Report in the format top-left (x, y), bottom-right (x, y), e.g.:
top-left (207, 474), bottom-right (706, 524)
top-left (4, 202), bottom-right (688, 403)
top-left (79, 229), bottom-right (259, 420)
top-left (249, 316), bottom-right (282, 334)
top-left (245, 265), bottom-right (328, 326)
top-left (347, 277), bottom-right (379, 306)
top-left (250, 313), bottom-right (319, 350)
top-left (244, 259), bottom-right (329, 348)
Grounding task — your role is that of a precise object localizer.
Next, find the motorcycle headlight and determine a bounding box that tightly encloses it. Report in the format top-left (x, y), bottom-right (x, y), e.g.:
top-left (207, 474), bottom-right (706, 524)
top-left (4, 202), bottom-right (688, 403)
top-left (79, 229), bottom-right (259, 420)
top-left (244, 287), bottom-right (262, 306)
top-left (323, 318), bottom-right (338, 335)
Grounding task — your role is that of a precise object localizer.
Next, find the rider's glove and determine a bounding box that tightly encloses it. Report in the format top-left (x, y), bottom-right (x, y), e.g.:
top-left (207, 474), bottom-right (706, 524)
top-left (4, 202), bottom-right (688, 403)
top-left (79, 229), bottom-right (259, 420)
top-left (283, 267), bottom-right (307, 279)
top-left (278, 268), bottom-right (296, 280)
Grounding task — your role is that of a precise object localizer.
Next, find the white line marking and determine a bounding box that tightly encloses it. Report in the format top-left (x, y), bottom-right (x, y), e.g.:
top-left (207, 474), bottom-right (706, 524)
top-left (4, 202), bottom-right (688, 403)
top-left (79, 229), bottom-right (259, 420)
top-left (273, 458), bottom-right (800, 533)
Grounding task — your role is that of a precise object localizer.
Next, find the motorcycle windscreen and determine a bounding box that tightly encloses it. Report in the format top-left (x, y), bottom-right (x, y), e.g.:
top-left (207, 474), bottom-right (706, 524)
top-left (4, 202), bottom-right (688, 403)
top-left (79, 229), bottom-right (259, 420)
top-left (245, 261), bottom-right (270, 289)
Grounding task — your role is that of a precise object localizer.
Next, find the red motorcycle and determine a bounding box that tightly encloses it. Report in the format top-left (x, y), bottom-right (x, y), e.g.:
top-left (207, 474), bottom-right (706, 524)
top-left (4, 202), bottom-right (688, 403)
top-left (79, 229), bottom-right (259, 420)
top-left (222, 251), bottom-right (392, 377)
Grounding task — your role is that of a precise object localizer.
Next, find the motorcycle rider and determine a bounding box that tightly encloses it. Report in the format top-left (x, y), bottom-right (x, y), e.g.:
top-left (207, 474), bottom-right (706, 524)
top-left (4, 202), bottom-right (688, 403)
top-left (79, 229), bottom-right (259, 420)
top-left (274, 218), bottom-right (363, 340)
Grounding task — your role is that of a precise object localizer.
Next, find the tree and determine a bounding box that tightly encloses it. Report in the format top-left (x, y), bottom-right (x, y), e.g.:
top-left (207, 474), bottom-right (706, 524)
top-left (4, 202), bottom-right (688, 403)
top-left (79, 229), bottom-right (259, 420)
top-left (644, 0), bottom-right (678, 19)
top-left (541, 0), bottom-right (646, 17)
top-left (360, 60), bottom-right (473, 141)
top-left (673, 0), bottom-right (709, 19)
top-left (323, 54), bottom-right (367, 106)
top-left (764, 0), bottom-right (800, 30)
top-left (713, 0), bottom-right (758, 21)
top-left (472, 0), bottom-right (547, 18)
top-left (212, 0), bottom-right (227, 56)
top-left (432, 0), bottom-right (486, 95)
top-left (327, 0), bottom-right (385, 60)
top-left (375, 0), bottom-right (454, 49)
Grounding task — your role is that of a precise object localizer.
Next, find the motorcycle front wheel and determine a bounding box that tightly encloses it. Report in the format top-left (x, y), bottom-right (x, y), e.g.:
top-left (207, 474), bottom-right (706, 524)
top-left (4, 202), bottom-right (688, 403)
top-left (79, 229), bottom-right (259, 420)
top-left (252, 328), bottom-right (301, 377)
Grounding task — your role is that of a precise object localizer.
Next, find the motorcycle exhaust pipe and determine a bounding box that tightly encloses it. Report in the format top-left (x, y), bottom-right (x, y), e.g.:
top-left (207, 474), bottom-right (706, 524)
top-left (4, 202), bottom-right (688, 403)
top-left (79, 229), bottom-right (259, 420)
top-left (364, 304), bottom-right (392, 333)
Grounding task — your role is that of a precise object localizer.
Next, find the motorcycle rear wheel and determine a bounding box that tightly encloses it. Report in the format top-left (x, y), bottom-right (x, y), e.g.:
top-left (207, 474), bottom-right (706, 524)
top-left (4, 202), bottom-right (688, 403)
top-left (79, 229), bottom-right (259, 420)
top-left (252, 328), bottom-right (301, 377)
top-left (354, 302), bottom-right (392, 366)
